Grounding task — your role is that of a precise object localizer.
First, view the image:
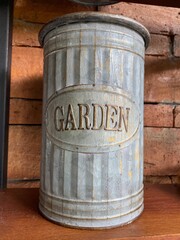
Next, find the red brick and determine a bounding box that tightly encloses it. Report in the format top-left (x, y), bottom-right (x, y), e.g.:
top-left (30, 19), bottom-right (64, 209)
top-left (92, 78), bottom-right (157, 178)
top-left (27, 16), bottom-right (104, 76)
top-left (174, 105), bottom-right (180, 128)
top-left (144, 127), bottom-right (180, 176)
top-left (144, 176), bottom-right (180, 184)
top-left (144, 104), bottom-right (173, 127)
top-left (13, 19), bottom-right (42, 47)
top-left (9, 99), bottom-right (42, 125)
top-left (174, 35), bottom-right (180, 57)
top-left (145, 56), bottom-right (180, 103)
top-left (99, 3), bottom-right (180, 35)
top-left (146, 34), bottom-right (170, 56)
top-left (8, 181), bottom-right (40, 188)
top-left (8, 126), bottom-right (41, 179)
top-left (11, 46), bottom-right (43, 99)
top-left (14, 0), bottom-right (95, 23)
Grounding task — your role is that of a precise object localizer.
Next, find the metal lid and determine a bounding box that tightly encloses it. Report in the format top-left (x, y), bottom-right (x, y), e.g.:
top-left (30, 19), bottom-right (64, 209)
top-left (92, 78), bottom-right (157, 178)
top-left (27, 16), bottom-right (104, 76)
top-left (69, 0), bottom-right (121, 6)
top-left (39, 12), bottom-right (150, 49)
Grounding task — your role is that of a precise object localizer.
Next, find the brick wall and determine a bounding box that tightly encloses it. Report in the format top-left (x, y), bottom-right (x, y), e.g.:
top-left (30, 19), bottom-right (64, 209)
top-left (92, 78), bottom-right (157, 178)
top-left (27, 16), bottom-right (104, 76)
top-left (8, 0), bottom-right (180, 187)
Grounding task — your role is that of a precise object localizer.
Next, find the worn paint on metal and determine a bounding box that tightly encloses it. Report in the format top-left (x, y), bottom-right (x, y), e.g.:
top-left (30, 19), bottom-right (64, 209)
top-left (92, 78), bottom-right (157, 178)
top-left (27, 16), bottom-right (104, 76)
top-left (39, 12), bottom-right (150, 229)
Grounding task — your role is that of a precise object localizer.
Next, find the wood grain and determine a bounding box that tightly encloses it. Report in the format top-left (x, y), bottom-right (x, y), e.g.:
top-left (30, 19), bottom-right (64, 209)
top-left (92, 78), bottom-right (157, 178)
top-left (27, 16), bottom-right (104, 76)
top-left (0, 185), bottom-right (180, 239)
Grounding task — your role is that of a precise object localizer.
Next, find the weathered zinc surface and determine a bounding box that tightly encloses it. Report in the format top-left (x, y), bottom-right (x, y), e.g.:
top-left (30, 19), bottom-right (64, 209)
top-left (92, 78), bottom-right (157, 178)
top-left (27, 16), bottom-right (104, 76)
top-left (39, 12), bottom-right (149, 228)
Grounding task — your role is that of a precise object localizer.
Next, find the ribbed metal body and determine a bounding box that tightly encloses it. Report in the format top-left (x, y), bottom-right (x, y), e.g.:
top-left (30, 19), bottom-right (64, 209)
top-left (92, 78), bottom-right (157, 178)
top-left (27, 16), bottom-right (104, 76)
top-left (39, 12), bottom-right (149, 229)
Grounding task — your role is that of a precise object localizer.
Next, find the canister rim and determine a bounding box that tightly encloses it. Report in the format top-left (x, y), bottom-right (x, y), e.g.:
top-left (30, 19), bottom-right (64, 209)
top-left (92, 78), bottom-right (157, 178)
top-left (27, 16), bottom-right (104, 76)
top-left (39, 12), bottom-right (150, 48)
top-left (69, 0), bottom-right (121, 6)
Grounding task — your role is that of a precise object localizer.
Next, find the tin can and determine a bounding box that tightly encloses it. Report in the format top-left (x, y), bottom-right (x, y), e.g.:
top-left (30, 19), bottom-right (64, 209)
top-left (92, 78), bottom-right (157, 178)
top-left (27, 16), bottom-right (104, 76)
top-left (70, 0), bottom-right (121, 6)
top-left (39, 12), bottom-right (150, 229)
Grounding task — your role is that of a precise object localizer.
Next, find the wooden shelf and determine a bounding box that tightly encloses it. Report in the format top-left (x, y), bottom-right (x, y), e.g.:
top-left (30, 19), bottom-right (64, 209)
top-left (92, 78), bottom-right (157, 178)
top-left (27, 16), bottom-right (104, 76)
top-left (0, 184), bottom-right (180, 239)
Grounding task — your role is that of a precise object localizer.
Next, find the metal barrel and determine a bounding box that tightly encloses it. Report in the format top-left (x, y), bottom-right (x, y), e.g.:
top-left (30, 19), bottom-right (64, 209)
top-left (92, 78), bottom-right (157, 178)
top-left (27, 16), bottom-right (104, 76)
top-left (39, 12), bottom-right (150, 229)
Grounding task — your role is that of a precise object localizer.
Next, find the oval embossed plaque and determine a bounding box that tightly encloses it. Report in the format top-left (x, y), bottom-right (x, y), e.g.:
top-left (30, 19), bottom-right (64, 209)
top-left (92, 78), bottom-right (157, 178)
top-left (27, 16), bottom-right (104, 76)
top-left (46, 85), bottom-right (140, 153)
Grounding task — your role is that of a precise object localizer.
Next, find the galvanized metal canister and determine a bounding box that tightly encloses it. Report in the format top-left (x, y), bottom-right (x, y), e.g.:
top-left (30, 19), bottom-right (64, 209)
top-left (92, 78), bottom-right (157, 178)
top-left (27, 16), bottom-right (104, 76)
top-left (39, 12), bottom-right (150, 229)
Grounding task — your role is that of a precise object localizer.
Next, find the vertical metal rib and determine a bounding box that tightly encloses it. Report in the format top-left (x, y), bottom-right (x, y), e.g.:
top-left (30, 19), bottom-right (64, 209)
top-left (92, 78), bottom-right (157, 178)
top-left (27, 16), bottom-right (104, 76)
top-left (71, 152), bottom-right (78, 198)
top-left (85, 155), bottom-right (94, 199)
top-left (44, 138), bottom-right (53, 194)
top-left (110, 49), bottom-right (121, 88)
top-left (134, 137), bottom-right (140, 191)
top-left (63, 151), bottom-right (72, 198)
top-left (108, 151), bottom-right (122, 199)
top-left (51, 145), bottom-right (61, 196)
top-left (123, 52), bottom-right (134, 94)
top-left (133, 56), bottom-right (141, 100)
top-left (95, 48), bottom-right (111, 85)
top-left (77, 153), bottom-right (87, 200)
top-left (101, 48), bottom-right (110, 85)
top-left (47, 54), bottom-right (56, 98)
top-left (92, 154), bottom-right (102, 200)
top-left (121, 147), bottom-right (129, 197)
top-left (56, 49), bottom-right (66, 91)
top-left (101, 152), bottom-right (108, 200)
top-left (66, 47), bottom-right (79, 87)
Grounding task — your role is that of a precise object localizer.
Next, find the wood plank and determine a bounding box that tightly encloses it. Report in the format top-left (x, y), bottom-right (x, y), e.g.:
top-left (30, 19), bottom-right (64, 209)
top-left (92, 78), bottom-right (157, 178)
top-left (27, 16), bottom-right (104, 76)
top-left (8, 126), bottom-right (180, 179)
top-left (11, 46), bottom-right (43, 99)
top-left (9, 99), bottom-right (42, 125)
top-left (99, 3), bottom-right (180, 35)
top-left (0, 185), bottom-right (180, 239)
top-left (14, 0), bottom-right (95, 23)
